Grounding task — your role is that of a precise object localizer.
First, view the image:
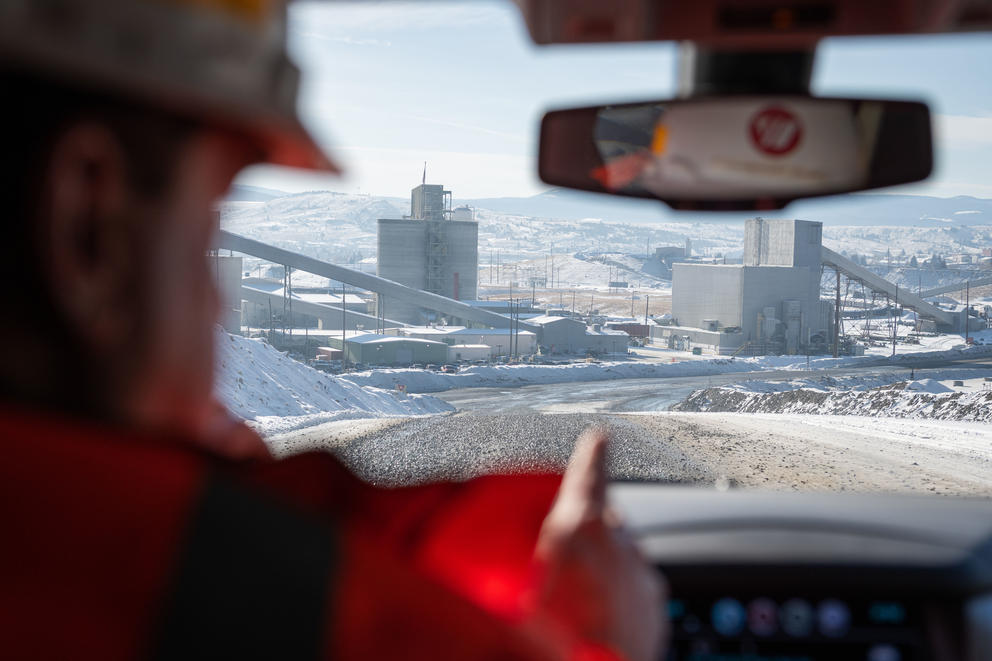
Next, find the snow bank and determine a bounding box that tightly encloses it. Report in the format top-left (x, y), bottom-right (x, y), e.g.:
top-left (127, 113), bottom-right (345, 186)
top-left (214, 332), bottom-right (454, 436)
top-left (905, 379), bottom-right (953, 394)
top-left (336, 359), bottom-right (762, 394)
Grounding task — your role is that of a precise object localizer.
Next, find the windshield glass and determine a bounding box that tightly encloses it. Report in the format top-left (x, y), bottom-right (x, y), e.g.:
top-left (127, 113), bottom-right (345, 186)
top-left (216, 1), bottom-right (992, 496)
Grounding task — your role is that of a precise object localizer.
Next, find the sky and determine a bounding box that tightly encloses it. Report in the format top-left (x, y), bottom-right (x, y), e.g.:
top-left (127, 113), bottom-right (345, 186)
top-left (235, 1), bottom-right (992, 201)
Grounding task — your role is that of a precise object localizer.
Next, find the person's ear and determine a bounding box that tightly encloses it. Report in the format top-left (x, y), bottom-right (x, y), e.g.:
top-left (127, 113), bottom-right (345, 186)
top-left (38, 123), bottom-right (135, 351)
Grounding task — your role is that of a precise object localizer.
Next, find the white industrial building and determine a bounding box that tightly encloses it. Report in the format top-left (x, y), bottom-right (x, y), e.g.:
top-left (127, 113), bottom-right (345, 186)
top-left (660, 218), bottom-right (831, 354)
top-left (376, 183), bottom-right (478, 324)
top-left (210, 254), bottom-right (243, 333)
top-left (447, 344), bottom-right (491, 362)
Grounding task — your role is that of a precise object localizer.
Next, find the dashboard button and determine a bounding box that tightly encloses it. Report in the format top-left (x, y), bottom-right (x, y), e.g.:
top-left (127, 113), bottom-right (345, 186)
top-left (747, 598), bottom-right (778, 636)
top-left (869, 601), bottom-right (907, 625)
top-left (867, 644), bottom-right (901, 661)
top-left (711, 598), bottom-right (746, 636)
top-left (818, 599), bottom-right (851, 638)
top-left (781, 598), bottom-right (814, 637)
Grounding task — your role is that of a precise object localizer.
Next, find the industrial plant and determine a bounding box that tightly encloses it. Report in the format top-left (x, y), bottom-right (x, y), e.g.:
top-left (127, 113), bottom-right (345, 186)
top-left (376, 183), bottom-right (479, 325)
top-left (659, 218), bottom-right (830, 355)
top-left (210, 180), bottom-right (991, 370)
top-left (655, 217), bottom-right (977, 356)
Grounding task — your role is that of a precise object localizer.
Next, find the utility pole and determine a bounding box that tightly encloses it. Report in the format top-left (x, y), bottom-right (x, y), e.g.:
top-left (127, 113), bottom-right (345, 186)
top-left (287, 266), bottom-right (293, 337)
top-left (966, 279), bottom-right (971, 342)
top-left (513, 299), bottom-right (519, 359)
top-left (644, 294), bottom-right (649, 325)
top-left (512, 299), bottom-right (516, 358)
top-left (341, 281), bottom-right (348, 370)
top-left (282, 267), bottom-right (288, 337)
top-left (571, 290), bottom-right (576, 318)
top-left (915, 271), bottom-right (921, 332)
top-left (892, 284), bottom-right (898, 357)
top-left (833, 267), bottom-right (840, 358)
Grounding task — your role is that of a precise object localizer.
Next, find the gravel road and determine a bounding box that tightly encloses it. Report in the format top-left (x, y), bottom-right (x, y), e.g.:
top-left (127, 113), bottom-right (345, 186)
top-left (315, 413), bottom-right (715, 487)
top-left (273, 410), bottom-right (992, 496)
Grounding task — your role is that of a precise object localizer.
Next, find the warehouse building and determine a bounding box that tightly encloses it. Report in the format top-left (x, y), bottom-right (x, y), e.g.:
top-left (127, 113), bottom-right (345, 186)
top-left (528, 316), bottom-right (630, 356)
top-left (387, 326), bottom-right (538, 357)
top-left (324, 332), bottom-right (448, 367)
top-left (447, 344), bottom-right (491, 362)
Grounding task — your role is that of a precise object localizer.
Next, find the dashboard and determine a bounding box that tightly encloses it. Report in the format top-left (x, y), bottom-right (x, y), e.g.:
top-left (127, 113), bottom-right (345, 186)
top-left (608, 485), bottom-right (992, 661)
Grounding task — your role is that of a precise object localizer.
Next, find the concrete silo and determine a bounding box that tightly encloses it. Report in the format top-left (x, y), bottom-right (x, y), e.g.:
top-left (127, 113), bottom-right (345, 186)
top-left (376, 184), bottom-right (478, 325)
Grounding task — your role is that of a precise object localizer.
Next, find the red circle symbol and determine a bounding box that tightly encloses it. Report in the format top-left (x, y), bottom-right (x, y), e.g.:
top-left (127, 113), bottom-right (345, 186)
top-left (749, 106), bottom-right (802, 156)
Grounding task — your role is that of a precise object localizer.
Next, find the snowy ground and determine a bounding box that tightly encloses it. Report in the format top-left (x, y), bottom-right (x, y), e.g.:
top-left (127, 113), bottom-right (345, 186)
top-left (214, 332), bottom-right (453, 436)
top-left (214, 322), bottom-right (992, 437)
top-left (328, 350), bottom-right (906, 395)
top-left (675, 371), bottom-right (992, 422)
top-left (629, 412), bottom-right (992, 495)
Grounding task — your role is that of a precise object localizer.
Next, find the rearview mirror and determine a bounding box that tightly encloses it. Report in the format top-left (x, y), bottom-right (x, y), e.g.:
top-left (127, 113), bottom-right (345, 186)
top-left (538, 96), bottom-right (932, 210)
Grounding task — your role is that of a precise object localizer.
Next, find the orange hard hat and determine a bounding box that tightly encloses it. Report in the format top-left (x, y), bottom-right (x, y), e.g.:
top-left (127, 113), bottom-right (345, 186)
top-left (0, 0), bottom-right (339, 173)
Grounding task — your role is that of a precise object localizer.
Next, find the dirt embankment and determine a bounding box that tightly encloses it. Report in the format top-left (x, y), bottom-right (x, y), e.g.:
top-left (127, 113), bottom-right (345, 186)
top-left (672, 382), bottom-right (992, 422)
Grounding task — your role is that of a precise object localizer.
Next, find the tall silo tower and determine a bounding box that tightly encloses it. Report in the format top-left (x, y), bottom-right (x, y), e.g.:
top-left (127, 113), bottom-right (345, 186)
top-left (376, 183), bottom-right (478, 325)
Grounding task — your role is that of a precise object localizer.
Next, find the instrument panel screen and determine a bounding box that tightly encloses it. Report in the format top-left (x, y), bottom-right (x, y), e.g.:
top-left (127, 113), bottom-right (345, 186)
top-left (665, 593), bottom-right (926, 661)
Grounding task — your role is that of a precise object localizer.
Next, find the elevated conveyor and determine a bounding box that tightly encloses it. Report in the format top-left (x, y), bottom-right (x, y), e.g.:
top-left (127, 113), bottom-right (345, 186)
top-left (820, 247), bottom-right (955, 327)
top-left (918, 275), bottom-right (992, 298)
top-left (215, 230), bottom-right (534, 331)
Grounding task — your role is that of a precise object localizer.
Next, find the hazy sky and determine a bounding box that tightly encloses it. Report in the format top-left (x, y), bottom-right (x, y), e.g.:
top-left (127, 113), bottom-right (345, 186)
top-left (236, 1), bottom-right (992, 200)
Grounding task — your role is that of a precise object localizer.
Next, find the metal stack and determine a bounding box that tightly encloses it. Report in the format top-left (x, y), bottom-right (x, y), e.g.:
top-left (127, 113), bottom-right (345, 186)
top-left (376, 181), bottom-right (478, 324)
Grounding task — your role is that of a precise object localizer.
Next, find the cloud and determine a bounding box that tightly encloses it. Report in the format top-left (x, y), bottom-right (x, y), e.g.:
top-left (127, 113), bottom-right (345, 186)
top-left (934, 114), bottom-right (992, 148)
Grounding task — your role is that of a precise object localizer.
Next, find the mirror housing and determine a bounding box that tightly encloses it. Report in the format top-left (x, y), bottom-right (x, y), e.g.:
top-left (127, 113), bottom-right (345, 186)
top-left (538, 96), bottom-right (932, 210)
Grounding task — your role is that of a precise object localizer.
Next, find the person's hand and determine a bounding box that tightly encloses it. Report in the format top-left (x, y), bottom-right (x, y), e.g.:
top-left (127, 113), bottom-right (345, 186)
top-left (533, 427), bottom-right (668, 661)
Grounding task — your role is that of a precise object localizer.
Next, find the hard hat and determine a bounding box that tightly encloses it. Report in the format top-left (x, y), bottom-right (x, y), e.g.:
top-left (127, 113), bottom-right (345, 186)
top-left (0, 0), bottom-right (338, 173)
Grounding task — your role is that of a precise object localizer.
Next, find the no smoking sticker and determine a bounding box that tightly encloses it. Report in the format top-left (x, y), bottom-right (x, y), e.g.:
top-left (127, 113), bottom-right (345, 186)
top-left (750, 106), bottom-right (802, 156)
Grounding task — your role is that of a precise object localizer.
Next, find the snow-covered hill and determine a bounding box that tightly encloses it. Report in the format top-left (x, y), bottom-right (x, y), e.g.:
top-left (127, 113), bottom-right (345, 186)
top-left (218, 189), bottom-right (992, 294)
top-left (214, 331), bottom-right (454, 436)
top-left (463, 189), bottom-right (992, 227)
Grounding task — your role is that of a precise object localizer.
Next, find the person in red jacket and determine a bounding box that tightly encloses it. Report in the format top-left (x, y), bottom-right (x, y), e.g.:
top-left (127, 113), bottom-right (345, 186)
top-left (0, 1), bottom-right (667, 659)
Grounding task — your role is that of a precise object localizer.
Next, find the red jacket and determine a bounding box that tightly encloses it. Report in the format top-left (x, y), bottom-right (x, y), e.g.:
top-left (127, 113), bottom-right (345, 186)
top-left (0, 409), bottom-right (612, 660)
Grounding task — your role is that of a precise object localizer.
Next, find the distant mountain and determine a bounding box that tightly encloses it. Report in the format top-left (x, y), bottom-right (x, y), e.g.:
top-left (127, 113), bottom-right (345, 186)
top-left (226, 184), bottom-right (289, 202)
top-left (459, 189), bottom-right (992, 227)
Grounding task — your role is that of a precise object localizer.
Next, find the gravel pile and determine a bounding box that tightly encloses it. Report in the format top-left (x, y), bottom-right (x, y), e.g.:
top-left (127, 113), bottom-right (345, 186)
top-left (331, 413), bottom-right (715, 487)
top-left (673, 383), bottom-right (992, 421)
